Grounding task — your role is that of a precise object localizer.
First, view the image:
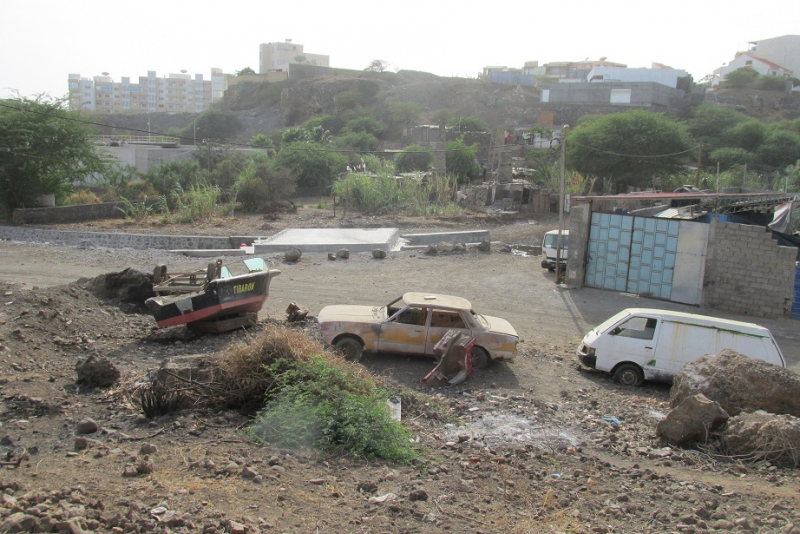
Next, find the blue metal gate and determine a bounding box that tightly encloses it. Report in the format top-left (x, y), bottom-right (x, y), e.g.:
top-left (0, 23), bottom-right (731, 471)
top-left (586, 214), bottom-right (680, 300)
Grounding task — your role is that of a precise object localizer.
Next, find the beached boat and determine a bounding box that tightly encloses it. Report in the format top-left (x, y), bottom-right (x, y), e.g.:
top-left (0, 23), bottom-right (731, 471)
top-left (145, 258), bottom-right (281, 328)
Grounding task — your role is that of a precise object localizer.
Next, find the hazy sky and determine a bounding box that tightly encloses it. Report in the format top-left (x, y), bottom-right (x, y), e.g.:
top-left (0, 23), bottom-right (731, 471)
top-left (2, 0), bottom-right (798, 101)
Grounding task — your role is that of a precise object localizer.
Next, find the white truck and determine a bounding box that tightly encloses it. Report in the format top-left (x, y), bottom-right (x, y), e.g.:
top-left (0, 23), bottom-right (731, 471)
top-left (577, 308), bottom-right (786, 386)
top-left (541, 229), bottom-right (568, 272)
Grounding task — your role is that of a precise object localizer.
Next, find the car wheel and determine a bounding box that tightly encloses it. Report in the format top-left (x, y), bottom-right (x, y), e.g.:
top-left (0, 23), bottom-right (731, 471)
top-left (334, 337), bottom-right (363, 363)
top-left (613, 363), bottom-right (644, 387)
top-left (470, 346), bottom-right (490, 370)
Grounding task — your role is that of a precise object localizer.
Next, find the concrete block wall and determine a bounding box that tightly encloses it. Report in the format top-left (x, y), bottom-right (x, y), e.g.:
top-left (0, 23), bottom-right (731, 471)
top-left (0, 225), bottom-right (234, 251)
top-left (703, 220), bottom-right (796, 318)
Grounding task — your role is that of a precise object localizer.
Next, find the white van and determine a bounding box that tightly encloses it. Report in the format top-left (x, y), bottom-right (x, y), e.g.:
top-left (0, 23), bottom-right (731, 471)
top-left (577, 308), bottom-right (786, 386)
top-left (541, 230), bottom-right (568, 272)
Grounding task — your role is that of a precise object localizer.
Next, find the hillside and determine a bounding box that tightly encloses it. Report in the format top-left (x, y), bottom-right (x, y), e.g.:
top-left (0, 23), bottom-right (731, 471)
top-left (88, 70), bottom-right (800, 146)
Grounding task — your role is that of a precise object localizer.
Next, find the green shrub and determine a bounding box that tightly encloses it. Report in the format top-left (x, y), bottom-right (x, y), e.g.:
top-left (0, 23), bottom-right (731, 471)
top-left (249, 355), bottom-right (416, 462)
top-left (395, 144), bottom-right (433, 173)
top-left (172, 183), bottom-right (220, 223)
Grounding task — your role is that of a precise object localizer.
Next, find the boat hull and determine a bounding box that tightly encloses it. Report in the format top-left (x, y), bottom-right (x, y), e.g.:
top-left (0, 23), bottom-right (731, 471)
top-left (145, 269), bottom-right (280, 328)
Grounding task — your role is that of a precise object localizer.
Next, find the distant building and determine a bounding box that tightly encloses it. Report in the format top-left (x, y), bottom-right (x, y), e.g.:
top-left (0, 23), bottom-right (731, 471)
top-left (712, 35), bottom-right (797, 86)
top-left (588, 65), bottom-right (689, 88)
top-left (259, 40), bottom-right (329, 73)
top-left (541, 58), bottom-right (627, 80)
top-left (68, 69), bottom-right (228, 113)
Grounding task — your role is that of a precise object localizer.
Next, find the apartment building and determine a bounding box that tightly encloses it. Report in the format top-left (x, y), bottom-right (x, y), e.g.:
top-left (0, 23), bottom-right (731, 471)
top-left (259, 40), bottom-right (329, 73)
top-left (68, 69), bottom-right (228, 113)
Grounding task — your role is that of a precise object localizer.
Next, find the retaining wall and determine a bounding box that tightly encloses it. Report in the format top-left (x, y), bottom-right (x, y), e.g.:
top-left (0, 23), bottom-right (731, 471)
top-left (703, 220), bottom-right (797, 318)
top-left (0, 225), bottom-right (235, 251)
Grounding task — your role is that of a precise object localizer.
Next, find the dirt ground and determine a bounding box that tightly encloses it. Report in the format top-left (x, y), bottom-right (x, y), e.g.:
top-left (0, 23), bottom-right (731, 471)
top-left (1, 203), bottom-right (799, 533)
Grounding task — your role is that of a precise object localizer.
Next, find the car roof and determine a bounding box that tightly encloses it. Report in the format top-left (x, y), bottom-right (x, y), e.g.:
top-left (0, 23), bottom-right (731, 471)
top-left (622, 308), bottom-right (771, 335)
top-left (402, 292), bottom-right (472, 310)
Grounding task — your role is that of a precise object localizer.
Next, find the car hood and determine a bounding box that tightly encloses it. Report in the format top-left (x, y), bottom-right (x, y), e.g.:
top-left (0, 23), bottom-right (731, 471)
top-left (317, 305), bottom-right (384, 324)
top-left (483, 315), bottom-right (518, 338)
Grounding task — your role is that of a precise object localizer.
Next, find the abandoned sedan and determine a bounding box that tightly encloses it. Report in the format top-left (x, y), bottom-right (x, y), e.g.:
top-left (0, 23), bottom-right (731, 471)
top-left (317, 292), bottom-right (519, 367)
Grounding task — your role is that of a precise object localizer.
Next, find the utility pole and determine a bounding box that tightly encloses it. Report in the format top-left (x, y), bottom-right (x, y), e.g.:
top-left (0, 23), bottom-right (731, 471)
top-left (694, 144), bottom-right (702, 188)
top-left (556, 125), bottom-right (569, 285)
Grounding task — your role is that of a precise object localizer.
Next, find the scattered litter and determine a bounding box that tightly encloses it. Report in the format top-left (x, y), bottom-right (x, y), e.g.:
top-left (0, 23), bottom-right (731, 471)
top-left (603, 417), bottom-right (621, 426)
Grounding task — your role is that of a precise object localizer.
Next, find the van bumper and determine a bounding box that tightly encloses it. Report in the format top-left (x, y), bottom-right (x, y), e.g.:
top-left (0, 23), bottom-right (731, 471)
top-left (577, 345), bottom-right (596, 368)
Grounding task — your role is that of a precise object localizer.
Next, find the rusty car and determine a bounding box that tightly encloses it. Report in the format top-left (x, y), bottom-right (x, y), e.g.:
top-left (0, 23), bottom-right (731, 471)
top-left (317, 292), bottom-right (519, 367)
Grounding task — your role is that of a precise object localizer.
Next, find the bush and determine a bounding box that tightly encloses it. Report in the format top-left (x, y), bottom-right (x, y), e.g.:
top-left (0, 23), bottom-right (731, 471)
top-left (250, 355), bottom-right (416, 461)
top-left (172, 183), bottom-right (221, 223)
top-left (63, 189), bottom-right (102, 206)
top-left (334, 171), bottom-right (462, 216)
top-left (234, 152), bottom-right (297, 211)
top-left (754, 76), bottom-right (789, 91)
top-left (395, 144), bottom-right (433, 173)
top-left (274, 143), bottom-right (348, 188)
top-left (335, 132), bottom-right (379, 152)
top-left (343, 116), bottom-right (387, 137)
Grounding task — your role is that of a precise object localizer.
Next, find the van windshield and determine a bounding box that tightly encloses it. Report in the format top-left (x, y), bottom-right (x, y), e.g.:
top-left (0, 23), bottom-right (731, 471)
top-left (543, 233), bottom-right (569, 249)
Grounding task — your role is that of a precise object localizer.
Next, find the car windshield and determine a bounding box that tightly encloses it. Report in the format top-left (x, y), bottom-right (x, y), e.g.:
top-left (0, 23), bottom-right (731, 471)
top-left (543, 233), bottom-right (569, 249)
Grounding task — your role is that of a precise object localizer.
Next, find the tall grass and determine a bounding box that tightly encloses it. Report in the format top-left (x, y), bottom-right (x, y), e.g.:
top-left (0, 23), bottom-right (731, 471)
top-left (172, 183), bottom-right (221, 223)
top-left (333, 171), bottom-right (464, 216)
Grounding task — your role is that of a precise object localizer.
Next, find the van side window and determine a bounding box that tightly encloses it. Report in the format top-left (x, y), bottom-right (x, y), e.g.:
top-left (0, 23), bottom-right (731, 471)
top-left (612, 317), bottom-right (657, 340)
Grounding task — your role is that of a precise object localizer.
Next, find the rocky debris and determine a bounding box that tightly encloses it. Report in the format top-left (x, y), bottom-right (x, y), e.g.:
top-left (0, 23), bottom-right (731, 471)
top-left (327, 252), bottom-right (336, 260)
top-left (671, 350), bottom-right (800, 417)
top-left (284, 247), bottom-right (302, 262)
top-left (74, 355), bottom-right (120, 388)
top-left (285, 302), bottom-right (309, 322)
top-left (477, 240), bottom-right (491, 252)
top-left (424, 244), bottom-right (438, 255)
top-left (336, 248), bottom-right (350, 259)
top-left (657, 394), bottom-right (729, 446)
top-left (85, 268), bottom-right (154, 306)
top-left (75, 418), bottom-right (99, 434)
top-left (721, 411), bottom-right (800, 466)
top-left (372, 249), bottom-right (387, 259)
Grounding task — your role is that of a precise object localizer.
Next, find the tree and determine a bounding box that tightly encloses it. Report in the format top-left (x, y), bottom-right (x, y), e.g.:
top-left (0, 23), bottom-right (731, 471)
top-left (756, 130), bottom-right (800, 169)
top-left (0, 96), bottom-right (106, 215)
top-left (683, 103), bottom-right (748, 142)
top-left (754, 75), bottom-right (789, 91)
top-left (335, 132), bottom-right (379, 152)
top-left (723, 68), bottom-right (759, 88)
top-left (144, 158), bottom-right (205, 197)
top-left (447, 116), bottom-right (489, 133)
top-left (387, 101), bottom-right (422, 132)
top-left (445, 138), bottom-right (481, 183)
top-left (365, 60), bottom-right (390, 72)
top-left (722, 120), bottom-right (766, 152)
top-left (709, 147), bottom-right (752, 171)
top-left (235, 152), bottom-right (297, 210)
top-left (343, 116), bottom-right (386, 137)
top-left (303, 114), bottom-right (345, 135)
top-left (566, 110), bottom-right (694, 189)
top-left (236, 67), bottom-right (256, 76)
top-left (395, 145), bottom-right (433, 173)
top-left (274, 143), bottom-right (348, 188)
top-left (249, 134), bottom-right (275, 151)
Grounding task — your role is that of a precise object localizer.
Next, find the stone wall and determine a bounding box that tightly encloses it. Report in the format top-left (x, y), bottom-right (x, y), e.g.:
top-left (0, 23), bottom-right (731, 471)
top-left (0, 226), bottom-right (235, 251)
top-left (703, 220), bottom-right (797, 318)
top-left (13, 202), bottom-right (127, 225)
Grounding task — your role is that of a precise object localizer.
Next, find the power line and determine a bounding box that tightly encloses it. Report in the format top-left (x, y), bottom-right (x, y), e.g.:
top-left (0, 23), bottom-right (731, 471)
top-left (568, 139), bottom-right (698, 159)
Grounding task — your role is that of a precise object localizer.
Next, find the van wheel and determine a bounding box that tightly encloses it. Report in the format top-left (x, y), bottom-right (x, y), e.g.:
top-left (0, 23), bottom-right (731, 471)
top-left (613, 364), bottom-right (644, 387)
top-left (470, 347), bottom-right (490, 370)
top-left (334, 337), bottom-right (363, 363)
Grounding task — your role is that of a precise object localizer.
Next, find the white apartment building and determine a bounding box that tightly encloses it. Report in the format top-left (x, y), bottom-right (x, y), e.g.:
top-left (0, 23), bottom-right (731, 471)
top-left (68, 69), bottom-right (228, 113)
top-left (259, 40), bottom-right (329, 73)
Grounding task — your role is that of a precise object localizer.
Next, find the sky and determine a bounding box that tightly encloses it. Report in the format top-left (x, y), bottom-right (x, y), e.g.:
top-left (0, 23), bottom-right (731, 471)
top-left (2, 0), bottom-right (798, 101)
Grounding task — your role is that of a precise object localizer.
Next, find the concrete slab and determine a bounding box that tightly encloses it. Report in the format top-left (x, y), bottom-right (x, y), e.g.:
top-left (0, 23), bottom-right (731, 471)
top-left (253, 228), bottom-right (400, 253)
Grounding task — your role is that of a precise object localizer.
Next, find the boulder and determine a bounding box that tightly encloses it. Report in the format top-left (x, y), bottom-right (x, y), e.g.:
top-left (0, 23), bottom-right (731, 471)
top-left (336, 248), bottom-right (350, 259)
top-left (284, 247), bottom-right (302, 262)
top-left (424, 244), bottom-right (438, 256)
top-left (75, 355), bottom-right (120, 388)
top-left (656, 394), bottom-right (729, 446)
top-left (670, 349), bottom-right (800, 417)
top-left (721, 411), bottom-right (800, 466)
top-left (477, 240), bottom-right (491, 252)
top-left (372, 249), bottom-right (387, 259)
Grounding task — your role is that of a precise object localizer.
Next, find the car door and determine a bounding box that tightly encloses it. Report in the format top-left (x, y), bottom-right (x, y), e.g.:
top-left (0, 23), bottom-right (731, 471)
top-left (603, 315), bottom-right (659, 368)
top-left (377, 305), bottom-right (429, 355)
top-left (425, 308), bottom-right (471, 355)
